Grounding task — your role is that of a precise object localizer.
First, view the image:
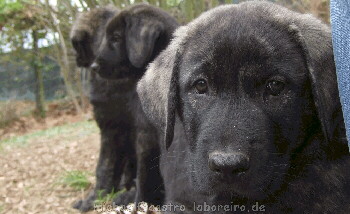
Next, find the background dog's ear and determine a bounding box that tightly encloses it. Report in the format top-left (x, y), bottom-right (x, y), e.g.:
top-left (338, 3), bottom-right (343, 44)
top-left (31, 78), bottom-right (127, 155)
top-left (125, 16), bottom-right (164, 68)
top-left (137, 27), bottom-right (186, 150)
top-left (287, 16), bottom-right (347, 149)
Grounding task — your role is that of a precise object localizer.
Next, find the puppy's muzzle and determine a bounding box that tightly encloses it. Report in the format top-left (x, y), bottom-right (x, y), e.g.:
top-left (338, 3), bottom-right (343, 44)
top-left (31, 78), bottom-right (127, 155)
top-left (208, 151), bottom-right (250, 177)
top-left (90, 61), bottom-right (101, 73)
top-left (90, 60), bottom-right (111, 78)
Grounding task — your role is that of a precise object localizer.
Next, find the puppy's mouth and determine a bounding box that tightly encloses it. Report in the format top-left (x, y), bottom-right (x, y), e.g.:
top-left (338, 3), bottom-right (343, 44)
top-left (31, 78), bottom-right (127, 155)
top-left (191, 168), bottom-right (255, 197)
top-left (211, 172), bottom-right (253, 193)
top-left (204, 166), bottom-right (284, 200)
top-left (207, 177), bottom-right (268, 200)
top-left (192, 164), bottom-right (276, 200)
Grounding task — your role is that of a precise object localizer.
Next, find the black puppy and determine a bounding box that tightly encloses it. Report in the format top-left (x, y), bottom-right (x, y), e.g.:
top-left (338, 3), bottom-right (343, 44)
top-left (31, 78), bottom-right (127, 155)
top-left (90, 3), bottom-right (179, 208)
top-left (71, 3), bottom-right (179, 211)
top-left (71, 6), bottom-right (138, 212)
top-left (137, 1), bottom-right (350, 213)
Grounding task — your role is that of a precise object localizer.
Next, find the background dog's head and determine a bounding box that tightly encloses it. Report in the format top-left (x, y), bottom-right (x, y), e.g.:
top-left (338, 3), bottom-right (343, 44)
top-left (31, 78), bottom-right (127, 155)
top-left (91, 3), bottom-right (178, 79)
top-left (137, 1), bottom-right (349, 200)
top-left (70, 6), bottom-right (119, 68)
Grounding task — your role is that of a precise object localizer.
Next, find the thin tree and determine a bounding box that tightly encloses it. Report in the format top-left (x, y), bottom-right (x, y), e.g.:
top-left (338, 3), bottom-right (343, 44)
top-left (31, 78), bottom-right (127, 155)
top-left (32, 29), bottom-right (45, 117)
top-left (0, 0), bottom-right (47, 117)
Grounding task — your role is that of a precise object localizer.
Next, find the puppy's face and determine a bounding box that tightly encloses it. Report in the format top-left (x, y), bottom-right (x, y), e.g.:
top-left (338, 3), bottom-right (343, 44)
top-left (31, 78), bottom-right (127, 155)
top-left (91, 14), bottom-right (131, 79)
top-left (138, 1), bottom-right (346, 203)
top-left (92, 5), bottom-right (170, 79)
top-left (71, 7), bottom-right (120, 70)
top-left (71, 30), bottom-right (95, 67)
top-left (176, 13), bottom-right (317, 199)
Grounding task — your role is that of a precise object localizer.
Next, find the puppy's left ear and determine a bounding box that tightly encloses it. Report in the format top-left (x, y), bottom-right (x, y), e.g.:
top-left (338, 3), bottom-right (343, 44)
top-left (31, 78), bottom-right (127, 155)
top-left (125, 16), bottom-right (164, 68)
top-left (137, 27), bottom-right (187, 150)
top-left (288, 16), bottom-right (347, 150)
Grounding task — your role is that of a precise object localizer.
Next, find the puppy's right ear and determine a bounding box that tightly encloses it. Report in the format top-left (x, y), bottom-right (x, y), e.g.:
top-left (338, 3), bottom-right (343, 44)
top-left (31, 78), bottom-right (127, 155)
top-left (125, 17), bottom-right (164, 68)
top-left (70, 30), bottom-right (94, 67)
top-left (137, 27), bottom-right (186, 150)
top-left (284, 13), bottom-right (349, 155)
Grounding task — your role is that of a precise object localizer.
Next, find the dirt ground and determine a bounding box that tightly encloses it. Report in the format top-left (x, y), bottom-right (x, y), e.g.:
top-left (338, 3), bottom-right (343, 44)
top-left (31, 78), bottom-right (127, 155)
top-left (0, 102), bottom-right (102, 214)
top-left (0, 100), bottom-right (92, 141)
top-left (0, 101), bottom-right (160, 214)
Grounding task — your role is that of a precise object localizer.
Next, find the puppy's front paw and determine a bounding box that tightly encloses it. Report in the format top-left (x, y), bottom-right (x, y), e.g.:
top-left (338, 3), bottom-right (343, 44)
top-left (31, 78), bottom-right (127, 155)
top-left (113, 188), bottom-right (136, 205)
top-left (72, 190), bottom-right (96, 212)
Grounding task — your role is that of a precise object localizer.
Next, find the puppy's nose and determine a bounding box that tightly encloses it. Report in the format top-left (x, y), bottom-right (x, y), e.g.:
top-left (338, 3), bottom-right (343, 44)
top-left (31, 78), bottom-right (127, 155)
top-left (90, 62), bottom-right (100, 73)
top-left (208, 151), bottom-right (250, 175)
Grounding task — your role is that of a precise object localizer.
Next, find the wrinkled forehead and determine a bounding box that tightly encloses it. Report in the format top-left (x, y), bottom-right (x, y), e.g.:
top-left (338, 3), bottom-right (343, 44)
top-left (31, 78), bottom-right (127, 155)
top-left (179, 6), bottom-right (307, 83)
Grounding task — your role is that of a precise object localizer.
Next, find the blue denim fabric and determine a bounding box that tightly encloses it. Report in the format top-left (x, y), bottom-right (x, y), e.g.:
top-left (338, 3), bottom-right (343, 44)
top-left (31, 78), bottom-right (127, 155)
top-left (330, 0), bottom-right (350, 149)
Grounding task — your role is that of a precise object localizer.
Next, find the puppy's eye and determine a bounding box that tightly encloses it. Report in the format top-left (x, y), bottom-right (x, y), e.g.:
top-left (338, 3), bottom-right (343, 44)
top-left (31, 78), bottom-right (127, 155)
top-left (194, 79), bottom-right (208, 94)
top-left (266, 80), bottom-right (285, 96)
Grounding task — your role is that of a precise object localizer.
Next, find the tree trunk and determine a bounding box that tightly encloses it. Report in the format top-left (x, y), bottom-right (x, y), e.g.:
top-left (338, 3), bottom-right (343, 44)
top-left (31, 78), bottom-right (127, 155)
top-left (159, 0), bottom-right (168, 10)
top-left (77, 67), bottom-right (90, 112)
top-left (194, 0), bottom-right (204, 18)
top-left (183, 0), bottom-right (194, 22)
top-left (32, 29), bottom-right (46, 118)
top-left (218, 0), bottom-right (225, 5)
top-left (46, 4), bottom-right (82, 114)
top-left (123, 0), bottom-right (131, 6)
top-left (114, 0), bottom-right (123, 7)
top-left (149, 0), bottom-right (157, 6)
top-left (211, 0), bottom-right (219, 8)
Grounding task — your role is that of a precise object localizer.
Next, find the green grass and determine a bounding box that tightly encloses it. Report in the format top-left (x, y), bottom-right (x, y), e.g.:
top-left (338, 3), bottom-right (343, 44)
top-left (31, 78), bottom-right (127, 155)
top-left (0, 120), bottom-right (98, 146)
top-left (58, 170), bottom-right (92, 191)
top-left (94, 188), bottom-right (127, 205)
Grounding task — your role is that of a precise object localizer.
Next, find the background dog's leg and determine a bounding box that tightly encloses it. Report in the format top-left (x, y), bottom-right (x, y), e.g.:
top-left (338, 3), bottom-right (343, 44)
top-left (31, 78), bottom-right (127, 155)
top-left (73, 128), bottom-right (130, 212)
top-left (120, 155), bottom-right (137, 190)
top-left (112, 153), bottom-right (138, 206)
top-left (135, 130), bottom-right (164, 206)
